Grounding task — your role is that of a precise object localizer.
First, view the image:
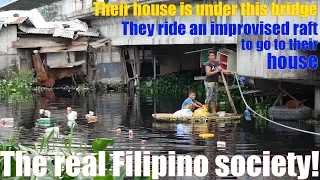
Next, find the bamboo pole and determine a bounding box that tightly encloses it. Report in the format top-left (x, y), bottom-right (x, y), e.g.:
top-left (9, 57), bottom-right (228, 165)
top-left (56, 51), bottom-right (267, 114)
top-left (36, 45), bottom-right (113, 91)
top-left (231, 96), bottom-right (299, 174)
top-left (221, 72), bottom-right (237, 114)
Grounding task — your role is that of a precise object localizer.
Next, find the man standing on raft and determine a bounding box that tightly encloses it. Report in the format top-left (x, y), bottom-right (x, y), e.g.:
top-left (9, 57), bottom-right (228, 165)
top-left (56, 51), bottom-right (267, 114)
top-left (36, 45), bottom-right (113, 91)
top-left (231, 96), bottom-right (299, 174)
top-left (204, 50), bottom-right (229, 115)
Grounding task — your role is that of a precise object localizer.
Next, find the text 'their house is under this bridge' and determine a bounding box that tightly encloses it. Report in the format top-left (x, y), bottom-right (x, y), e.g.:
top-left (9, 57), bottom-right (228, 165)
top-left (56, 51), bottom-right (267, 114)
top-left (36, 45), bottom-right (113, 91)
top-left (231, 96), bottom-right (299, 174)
top-left (0, 0), bottom-right (60, 10)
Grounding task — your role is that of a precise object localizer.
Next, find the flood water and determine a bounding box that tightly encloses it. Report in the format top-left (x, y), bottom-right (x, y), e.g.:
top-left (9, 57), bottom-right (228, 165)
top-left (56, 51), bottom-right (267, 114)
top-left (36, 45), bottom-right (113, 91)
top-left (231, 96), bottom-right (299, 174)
top-left (0, 91), bottom-right (320, 179)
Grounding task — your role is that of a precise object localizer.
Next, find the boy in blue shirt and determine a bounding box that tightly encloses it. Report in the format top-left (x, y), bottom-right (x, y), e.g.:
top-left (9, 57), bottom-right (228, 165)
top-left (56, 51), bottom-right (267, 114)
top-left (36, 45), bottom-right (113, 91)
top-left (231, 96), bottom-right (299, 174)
top-left (181, 90), bottom-right (203, 111)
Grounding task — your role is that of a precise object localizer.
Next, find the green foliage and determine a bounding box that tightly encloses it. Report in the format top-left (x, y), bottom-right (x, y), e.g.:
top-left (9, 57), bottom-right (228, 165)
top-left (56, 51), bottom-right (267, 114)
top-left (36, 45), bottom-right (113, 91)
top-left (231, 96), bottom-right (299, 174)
top-left (77, 84), bottom-right (88, 95)
top-left (0, 69), bottom-right (35, 102)
top-left (253, 102), bottom-right (272, 119)
top-left (137, 72), bottom-right (206, 97)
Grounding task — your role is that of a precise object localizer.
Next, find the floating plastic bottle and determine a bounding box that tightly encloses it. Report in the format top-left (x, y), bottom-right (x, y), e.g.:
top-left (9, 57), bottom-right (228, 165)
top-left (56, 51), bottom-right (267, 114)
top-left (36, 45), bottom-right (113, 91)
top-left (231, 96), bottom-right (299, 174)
top-left (141, 140), bottom-right (147, 145)
top-left (129, 130), bottom-right (134, 136)
top-left (244, 108), bottom-right (251, 121)
top-left (116, 128), bottom-right (121, 134)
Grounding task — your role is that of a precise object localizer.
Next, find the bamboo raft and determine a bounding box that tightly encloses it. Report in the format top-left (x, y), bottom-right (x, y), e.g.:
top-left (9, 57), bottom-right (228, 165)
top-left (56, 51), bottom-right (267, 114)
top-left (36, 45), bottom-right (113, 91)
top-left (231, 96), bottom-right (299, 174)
top-left (152, 113), bottom-right (243, 123)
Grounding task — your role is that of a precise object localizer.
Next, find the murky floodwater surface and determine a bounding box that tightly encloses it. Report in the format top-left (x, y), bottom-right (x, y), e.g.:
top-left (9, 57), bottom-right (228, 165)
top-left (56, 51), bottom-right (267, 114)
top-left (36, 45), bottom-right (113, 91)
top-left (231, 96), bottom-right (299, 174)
top-left (0, 91), bottom-right (319, 179)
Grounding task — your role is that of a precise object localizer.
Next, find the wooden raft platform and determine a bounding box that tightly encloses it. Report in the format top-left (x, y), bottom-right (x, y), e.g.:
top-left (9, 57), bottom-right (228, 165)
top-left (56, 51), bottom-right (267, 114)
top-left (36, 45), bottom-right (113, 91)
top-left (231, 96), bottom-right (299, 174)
top-left (152, 113), bottom-right (243, 123)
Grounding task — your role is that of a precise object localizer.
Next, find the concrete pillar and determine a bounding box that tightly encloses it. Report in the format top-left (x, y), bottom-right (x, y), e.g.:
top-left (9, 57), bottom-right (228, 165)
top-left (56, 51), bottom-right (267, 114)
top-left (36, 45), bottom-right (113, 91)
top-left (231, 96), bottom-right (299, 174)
top-left (313, 86), bottom-right (320, 119)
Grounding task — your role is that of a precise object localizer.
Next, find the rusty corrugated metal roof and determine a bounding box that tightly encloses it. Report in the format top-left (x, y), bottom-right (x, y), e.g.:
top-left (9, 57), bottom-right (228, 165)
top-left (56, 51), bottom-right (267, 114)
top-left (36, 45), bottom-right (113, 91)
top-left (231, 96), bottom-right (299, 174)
top-left (0, 17), bottom-right (27, 25)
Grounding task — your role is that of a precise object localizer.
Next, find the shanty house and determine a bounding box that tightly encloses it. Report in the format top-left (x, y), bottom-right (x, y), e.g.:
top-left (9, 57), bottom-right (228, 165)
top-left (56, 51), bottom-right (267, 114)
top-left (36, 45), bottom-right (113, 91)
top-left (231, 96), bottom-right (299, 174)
top-left (0, 9), bottom-right (110, 87)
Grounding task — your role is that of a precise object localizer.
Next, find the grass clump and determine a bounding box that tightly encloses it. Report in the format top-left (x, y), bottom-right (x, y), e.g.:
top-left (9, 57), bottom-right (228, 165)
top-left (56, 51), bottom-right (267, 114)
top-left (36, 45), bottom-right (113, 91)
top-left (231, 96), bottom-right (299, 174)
top-left (0, 69), bottom-right (35, 102)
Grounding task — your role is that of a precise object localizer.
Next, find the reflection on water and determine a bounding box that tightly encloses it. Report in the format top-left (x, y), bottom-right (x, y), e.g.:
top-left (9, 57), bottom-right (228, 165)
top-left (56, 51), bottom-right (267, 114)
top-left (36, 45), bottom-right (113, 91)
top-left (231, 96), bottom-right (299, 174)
top-left (0, 91), bottom-right (319, 179)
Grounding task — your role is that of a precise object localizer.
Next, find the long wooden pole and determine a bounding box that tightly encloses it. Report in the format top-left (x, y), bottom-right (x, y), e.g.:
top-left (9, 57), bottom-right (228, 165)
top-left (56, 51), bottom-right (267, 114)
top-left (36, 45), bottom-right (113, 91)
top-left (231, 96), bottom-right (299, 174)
top-left (221, 72), bottom-right (237, 114)
top-left (153, 57), bottom-right (156, 79)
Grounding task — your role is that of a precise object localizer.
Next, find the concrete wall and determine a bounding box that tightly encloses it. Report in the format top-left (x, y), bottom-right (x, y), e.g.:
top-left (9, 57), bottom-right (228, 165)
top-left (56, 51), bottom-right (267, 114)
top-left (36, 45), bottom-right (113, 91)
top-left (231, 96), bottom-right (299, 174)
top-left (0, 25), bottom-right (20, 78)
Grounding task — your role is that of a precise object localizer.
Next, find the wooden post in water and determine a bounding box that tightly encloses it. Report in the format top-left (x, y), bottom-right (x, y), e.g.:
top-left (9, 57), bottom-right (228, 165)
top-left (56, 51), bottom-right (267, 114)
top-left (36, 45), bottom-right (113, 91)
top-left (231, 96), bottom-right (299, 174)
top-left (153, 57), bottom-right (156, 79)
top-left (221, 72), bottom-right (237, 114)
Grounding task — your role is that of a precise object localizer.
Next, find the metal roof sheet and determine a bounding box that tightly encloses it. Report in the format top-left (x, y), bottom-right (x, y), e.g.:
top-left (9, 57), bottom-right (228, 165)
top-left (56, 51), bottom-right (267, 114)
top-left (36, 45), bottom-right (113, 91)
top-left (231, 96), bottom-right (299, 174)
top-left (77, 30), bottom-right (99, 37)
top-left (0, 9), bottom-right (97, 39)
top-left (89, 38), bottom-right (110, 49)
top-left (53, 29), bottom-right (75, 39)
top-left (18, 24), bottom-right (55, 34)
top-left (0, 17), bottom-right (27, 25)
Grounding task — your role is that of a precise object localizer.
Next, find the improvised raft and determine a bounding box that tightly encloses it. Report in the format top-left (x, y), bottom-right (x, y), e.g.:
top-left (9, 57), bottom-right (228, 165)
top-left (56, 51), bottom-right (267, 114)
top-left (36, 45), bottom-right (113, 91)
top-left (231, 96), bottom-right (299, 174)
top-left (152, 72), bottom-right (243, 123)
top-left (152, 113), bottom-right (243, 123)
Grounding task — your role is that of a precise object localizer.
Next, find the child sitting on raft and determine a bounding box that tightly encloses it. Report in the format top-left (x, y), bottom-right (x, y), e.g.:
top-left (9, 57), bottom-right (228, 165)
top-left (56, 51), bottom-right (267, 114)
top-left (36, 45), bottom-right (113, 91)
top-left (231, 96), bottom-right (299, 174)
top-left (181, 90), bottom-right (203, 111)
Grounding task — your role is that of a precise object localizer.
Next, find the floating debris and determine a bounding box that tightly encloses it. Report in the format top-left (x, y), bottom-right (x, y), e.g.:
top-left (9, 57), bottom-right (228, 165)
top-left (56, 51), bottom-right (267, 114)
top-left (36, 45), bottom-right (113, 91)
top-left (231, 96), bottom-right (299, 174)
top-left (116, 128), bottom-right (121, 134)
top-left (45, 127), bottom-right (59, 138)
top-left (141, 140), bottom-right (147, 145)
top-left (217, 141), bottom-right (226, 148)
top-left (305, 119), bottom-right (320, 124)
top-left (86, 111), bottom-right (97, 123)
top-left (0, 118), bottom-right (14, 128)
top-left (199, 133), bottom-right (214, 139)
top-left (129, 130), bottom-right (134, 136)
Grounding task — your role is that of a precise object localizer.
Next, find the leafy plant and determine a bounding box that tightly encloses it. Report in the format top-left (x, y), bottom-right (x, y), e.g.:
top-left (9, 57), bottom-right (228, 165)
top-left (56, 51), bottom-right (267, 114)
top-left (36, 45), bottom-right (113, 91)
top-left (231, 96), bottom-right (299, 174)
top-left (0, 69), bottom-right (35, 102)
top-left (76, 84), bottom-right (88, 95)
top-left (0, 125), bottom-right (152, 180)
top-left (253, 102), bottom-right (272, 119)
top-left (138, 72), bottom-right (206, 97)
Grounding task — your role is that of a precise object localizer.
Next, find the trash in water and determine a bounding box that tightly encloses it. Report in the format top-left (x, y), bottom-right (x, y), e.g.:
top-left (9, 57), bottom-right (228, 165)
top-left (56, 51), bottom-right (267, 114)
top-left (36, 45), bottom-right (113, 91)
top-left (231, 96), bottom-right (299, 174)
top-left (0, 118), bottom-right (14, 128)
top-left (199, 133), bottom-right (214, 138)
top-left (244, 108), bottom-right (251, 121)
top-left (45, 127), bottom-right (59, 138)
top-left (141, 140), bottom-right (147, 145)
top-left (129, 130), bottom-right (134, 136)
top-left (217, 141), bottom-right (226, 148)
top-left (116, 128), bottom-right (121, 134)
